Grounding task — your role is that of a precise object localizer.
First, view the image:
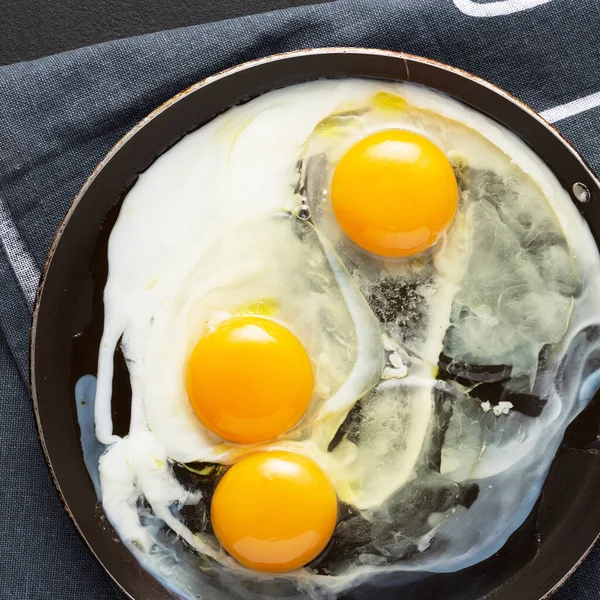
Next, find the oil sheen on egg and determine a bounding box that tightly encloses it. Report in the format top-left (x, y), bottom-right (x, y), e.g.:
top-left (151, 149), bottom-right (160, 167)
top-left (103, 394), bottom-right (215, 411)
top-left (78, 78), bottom-right (600, 600)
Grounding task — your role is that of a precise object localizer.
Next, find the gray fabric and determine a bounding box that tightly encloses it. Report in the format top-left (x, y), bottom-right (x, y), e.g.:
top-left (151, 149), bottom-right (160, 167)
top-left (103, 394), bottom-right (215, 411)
top-left (0, 0), bottom-right (599, 598)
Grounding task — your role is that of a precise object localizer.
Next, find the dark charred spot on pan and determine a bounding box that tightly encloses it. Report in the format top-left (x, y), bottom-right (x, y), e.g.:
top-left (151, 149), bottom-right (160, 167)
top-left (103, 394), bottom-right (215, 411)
top-left (111, 341), bottom-right (132, 437)
top-left (457, 482), bottom-right (479, 509)
top-left (367, 276), bottom-right (423, 323)
top-left (306, 503), bottom-right (356, 572)
top-left (311, 503), bottom-right (381, 574)
top-left (327, 401), bottom-right (364, 453)
top-left (293, 157), bottom-right (305, 197)
top-left (437, 351), bottom-right (548, 418)
top-left (136, 495), bottom-right (152, 516)
top-left (170, 461), bottom-right (226, 536)
top-left (367, 276), bottom-right (430, 343)
top-left (178, 503), bottom-right (210, 537)
top-left (438, 352), bottom-right (512, 386)
top-left (385, 472), bottom-right (466, 527)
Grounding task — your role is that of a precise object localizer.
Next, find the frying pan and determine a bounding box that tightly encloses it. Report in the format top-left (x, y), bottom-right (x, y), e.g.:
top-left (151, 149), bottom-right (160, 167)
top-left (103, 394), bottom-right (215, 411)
top-left (30, 48), bottom-right (600, 600)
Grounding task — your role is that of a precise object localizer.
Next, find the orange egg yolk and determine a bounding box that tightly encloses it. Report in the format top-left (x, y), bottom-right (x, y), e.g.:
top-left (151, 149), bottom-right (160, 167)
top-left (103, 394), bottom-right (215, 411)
top-left (186, 316), bottom-right (313, 444)
top-left (211, 451), bottom-right (338, 572)
top-left (331, 129), bottom-right (459, 258)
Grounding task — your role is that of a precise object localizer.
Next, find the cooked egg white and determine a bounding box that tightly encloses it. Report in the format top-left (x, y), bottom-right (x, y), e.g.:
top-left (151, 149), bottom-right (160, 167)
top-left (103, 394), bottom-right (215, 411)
top-left (83, 79), bottom-right (600, 600)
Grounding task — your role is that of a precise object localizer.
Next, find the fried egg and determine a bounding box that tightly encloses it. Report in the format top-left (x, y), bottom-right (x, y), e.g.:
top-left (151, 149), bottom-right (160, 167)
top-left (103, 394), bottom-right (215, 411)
top-left (96, 213), bottom-right (383, 466)
top-left (76, 78), bottom-right (600, 600)
top-left (331, 129), bottom-right (459, 258)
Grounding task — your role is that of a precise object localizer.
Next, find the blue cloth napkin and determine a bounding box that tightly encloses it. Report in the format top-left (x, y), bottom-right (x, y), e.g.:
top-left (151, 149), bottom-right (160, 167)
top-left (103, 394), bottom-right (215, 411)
top-left (1, 1), bottom-right (599, 598)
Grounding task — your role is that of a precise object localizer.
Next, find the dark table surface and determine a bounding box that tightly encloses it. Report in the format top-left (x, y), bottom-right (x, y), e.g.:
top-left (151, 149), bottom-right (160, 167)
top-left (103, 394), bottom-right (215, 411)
top-left (0, 0), bottom-right (325, 65)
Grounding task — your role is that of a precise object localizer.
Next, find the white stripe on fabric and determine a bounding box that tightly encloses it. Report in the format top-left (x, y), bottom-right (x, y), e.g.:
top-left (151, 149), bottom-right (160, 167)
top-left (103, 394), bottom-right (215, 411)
top-left (453, 0), bottom-right (552, 18)
top-left (0, 195), bottom-right (40, 310)
top-left (540, 91), bottom-right (600, 123)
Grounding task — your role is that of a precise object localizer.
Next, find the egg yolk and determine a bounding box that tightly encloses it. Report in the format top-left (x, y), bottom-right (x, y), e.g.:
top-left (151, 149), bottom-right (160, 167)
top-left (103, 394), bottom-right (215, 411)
top-left (186, 316), bottom-right (313, 444)
top-left (331, 129), bottom-right (458, 258)
top-left (211, 451), bottom-right (338, 572)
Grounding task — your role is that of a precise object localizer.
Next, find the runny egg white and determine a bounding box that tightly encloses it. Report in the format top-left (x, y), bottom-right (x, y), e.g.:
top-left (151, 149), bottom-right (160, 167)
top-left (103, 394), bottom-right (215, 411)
top-left (77, 78), bottom-right (600, 599)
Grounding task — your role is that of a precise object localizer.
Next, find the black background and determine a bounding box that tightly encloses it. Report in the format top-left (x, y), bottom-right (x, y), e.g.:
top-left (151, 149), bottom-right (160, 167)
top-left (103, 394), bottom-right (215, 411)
top-left (0, 0), bottom-right (326, 65)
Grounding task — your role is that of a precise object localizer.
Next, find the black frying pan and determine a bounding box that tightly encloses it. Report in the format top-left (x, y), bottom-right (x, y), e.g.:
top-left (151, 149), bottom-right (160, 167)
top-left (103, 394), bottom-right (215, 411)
top-left (30, 48), bottom-right (600, 600)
